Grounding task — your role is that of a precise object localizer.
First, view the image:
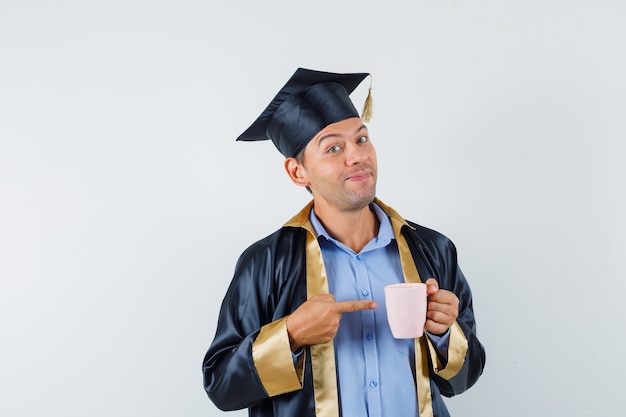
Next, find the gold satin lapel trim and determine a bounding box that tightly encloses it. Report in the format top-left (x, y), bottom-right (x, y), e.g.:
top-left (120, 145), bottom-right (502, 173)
top-left (284, 200), bottom-right (314, 228)
top-left (390, 216), bottom-right (434, 417)
top-left (305, 230), bottom-right (339, 417)
top-left (393, 225), bottom-right (421, 285)
top-left (284, 201), bottom-right (339, 416)
top-left (416, 336), bottom-right (435, 417)
top-left (253, 317), bottom-right (304, 395)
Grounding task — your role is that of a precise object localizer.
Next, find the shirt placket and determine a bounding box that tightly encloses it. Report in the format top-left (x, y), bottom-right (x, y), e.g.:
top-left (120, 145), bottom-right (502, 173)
top-left (354, 252), bottom-right (382, 417)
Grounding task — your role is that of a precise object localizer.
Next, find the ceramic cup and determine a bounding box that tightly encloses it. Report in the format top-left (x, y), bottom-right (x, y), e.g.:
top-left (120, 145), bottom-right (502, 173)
top-left (384, 282), bottom-right (427, 339)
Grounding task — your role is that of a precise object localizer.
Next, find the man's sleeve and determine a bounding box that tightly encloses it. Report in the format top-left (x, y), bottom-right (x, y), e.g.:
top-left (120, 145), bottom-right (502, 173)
top-left (427, 236), bottom-right (486, 396)
top-left (202, 249), bottom-right (305, 411)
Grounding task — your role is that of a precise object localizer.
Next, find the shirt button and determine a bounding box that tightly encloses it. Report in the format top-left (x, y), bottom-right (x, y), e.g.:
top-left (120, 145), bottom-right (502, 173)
top-left (355, 255), bottom-right (361, 260)
top-left (361, 290), bottom-right (369, 297)
top-left (366, 333), bottom-right (373, 340)
top-left (370, 381), bottom-right (378, 388)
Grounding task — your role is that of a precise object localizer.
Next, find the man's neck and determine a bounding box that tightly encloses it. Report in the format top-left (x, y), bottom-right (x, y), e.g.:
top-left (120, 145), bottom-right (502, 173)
top-left (313, 202), bottom-right (379, 253)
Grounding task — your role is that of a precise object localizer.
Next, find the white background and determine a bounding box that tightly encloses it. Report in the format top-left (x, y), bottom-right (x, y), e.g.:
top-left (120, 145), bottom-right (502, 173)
top-left (1, 1), bottom-right (625, 416)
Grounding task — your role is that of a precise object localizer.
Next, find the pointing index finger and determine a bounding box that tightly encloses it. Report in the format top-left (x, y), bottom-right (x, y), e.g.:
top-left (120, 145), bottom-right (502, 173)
top-left (334, 300), bottom-right (378, 312)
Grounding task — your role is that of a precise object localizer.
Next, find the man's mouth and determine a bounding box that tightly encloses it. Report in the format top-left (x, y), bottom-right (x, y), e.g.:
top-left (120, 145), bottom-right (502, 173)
top-left (344, 170), bottom-right (373, 182)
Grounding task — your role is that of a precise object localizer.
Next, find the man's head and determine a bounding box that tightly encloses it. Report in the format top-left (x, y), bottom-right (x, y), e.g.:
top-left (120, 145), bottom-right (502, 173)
top-left (236, 67), bottom-right (376, 211)
top-left (284, 116), bottom-right (377, 212)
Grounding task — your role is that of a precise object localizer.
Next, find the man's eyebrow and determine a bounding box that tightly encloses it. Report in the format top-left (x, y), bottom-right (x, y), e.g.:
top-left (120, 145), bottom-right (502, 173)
top-left (355, 124), bottom-right (367, 134)
top-left (317, 124), bottom-right (368, 145)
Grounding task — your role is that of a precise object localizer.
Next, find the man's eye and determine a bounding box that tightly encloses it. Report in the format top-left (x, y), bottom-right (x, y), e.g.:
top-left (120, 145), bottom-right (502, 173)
top-left (327, 145), bottom-right (341, 153)
top-left (357, 136), bottom-right (368, 143)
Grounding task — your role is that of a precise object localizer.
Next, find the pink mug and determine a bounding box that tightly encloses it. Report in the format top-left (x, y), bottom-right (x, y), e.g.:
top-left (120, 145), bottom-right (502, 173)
top-left (384, 283), bottom-right (427, 339)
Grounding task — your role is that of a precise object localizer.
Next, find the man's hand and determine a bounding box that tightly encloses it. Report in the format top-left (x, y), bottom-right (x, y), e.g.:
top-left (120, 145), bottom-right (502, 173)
top-left (424, 278), bottom-right (459, 336)
top-left (286, 294), bottom-right (378, 351)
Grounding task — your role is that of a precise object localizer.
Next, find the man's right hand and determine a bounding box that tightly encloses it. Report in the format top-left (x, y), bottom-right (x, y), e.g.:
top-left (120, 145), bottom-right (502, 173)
top-left (285, 294), bottom-right (378, 351)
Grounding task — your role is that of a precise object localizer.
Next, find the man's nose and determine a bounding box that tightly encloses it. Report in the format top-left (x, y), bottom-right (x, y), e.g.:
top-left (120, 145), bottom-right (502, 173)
top-left (345, 144), bottom-right (367, 164)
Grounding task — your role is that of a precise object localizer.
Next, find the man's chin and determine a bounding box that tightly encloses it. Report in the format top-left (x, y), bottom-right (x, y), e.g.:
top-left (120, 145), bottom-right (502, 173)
top-left (342, 190), bottom-right (377, 211)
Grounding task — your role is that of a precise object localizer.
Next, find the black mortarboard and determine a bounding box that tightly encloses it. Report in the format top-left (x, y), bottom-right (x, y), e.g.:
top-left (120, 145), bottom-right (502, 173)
top-left (236, 68), bottom-right (371, 158)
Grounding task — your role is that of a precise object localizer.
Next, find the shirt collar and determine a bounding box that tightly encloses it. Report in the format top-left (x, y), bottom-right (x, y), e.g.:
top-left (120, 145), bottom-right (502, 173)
top-left (309, 202), bottom-right (394, 253)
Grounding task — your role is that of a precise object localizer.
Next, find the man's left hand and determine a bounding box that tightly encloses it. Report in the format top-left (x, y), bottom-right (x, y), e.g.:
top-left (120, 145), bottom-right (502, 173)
top-left (424, 278), bottom-right (459, 336)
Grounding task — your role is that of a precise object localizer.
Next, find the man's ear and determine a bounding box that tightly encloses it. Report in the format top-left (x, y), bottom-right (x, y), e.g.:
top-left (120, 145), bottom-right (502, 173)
top-left (284, 157), bottom-right (311, 188)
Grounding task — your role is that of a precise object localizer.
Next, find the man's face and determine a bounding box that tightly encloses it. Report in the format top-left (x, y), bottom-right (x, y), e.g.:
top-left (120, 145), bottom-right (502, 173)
top-left (298, 117), bottom-right (378, 212)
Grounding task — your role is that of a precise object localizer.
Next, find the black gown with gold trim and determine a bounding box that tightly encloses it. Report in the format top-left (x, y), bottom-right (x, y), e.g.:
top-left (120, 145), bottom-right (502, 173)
top-left (202, 199), bottom-right (485, 417)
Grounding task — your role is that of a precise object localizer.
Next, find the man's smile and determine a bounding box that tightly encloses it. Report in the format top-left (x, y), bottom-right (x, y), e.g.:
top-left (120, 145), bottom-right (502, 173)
top-left (343, 168), bottom-right (375, 182)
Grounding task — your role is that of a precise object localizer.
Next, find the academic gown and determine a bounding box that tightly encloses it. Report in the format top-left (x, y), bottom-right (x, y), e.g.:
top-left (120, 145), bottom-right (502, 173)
top-left (202, 199), bottom-right (485, 417)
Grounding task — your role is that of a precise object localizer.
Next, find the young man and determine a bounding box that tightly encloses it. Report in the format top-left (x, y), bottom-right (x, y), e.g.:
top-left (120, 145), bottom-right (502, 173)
top-left (202, 68), bottom-right (485, 417)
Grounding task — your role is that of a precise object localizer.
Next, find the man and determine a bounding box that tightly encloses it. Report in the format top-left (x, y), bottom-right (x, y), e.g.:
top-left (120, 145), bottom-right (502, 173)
top-left (202, 68), bottom-right (485, 417)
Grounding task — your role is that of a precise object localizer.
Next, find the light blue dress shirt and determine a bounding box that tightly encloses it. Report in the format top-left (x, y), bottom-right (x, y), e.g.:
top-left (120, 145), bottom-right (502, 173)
top-left (309, 203), bottom-right (449, 417)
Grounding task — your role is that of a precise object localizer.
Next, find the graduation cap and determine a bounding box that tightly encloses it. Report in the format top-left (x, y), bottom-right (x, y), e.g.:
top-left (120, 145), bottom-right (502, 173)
top-left (236, 68), bottom-right (372, 158)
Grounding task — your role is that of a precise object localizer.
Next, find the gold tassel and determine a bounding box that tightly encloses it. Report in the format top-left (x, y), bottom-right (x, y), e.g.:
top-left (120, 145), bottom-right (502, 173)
top-left (361, 76), bottom-right (373, 122)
